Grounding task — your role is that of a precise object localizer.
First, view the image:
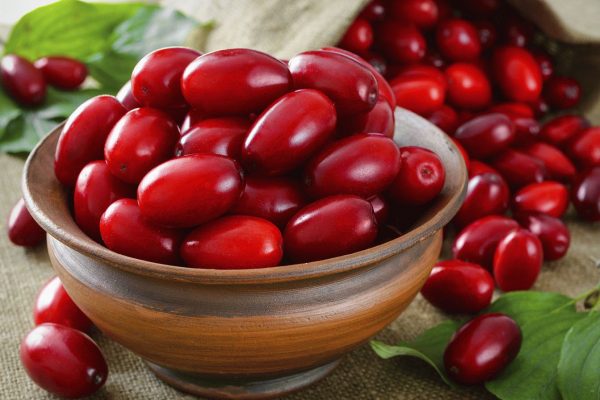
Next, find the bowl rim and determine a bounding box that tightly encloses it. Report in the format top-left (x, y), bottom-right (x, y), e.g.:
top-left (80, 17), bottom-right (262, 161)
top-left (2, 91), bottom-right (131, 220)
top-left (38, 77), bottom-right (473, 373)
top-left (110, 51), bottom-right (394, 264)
top-left (23, 109), bottom-right (467, 285)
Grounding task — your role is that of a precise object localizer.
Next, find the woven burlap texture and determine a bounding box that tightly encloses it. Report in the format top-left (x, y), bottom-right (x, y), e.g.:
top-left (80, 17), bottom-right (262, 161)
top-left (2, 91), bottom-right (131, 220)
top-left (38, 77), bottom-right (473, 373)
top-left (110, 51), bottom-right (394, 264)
top-left (2, 0), bottom-right (600, 398)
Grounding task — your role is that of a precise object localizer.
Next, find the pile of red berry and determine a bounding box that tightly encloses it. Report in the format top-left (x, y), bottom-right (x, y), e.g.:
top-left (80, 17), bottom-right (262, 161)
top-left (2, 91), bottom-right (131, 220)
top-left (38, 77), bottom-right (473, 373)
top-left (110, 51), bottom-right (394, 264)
top-left (1, 55), bottom-right (87, 106)
top-left (337, 0), bottom-right (600, 385)
top-left (45, 46), bottom-right (446, 268)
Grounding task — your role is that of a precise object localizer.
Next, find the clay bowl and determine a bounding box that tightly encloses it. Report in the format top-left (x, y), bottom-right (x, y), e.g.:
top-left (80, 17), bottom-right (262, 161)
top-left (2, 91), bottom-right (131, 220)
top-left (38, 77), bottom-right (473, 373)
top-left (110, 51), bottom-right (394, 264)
top-left (22, 108), bottom-right (467, 400)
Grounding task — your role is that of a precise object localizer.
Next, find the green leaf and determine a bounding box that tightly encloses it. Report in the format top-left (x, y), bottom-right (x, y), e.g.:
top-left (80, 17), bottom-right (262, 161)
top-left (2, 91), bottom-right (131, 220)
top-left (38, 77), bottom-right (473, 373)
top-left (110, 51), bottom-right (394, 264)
top-left (484, 291), bottom-right (574, 326)
top-left (0, 89), bottom-right (22, 137)
top-left (35, 87), bottom-right (104, 120)
top-left (371, 320), bottom-right (462, 386)
top-left (4, 0), bottom-right (144, 60)
top-left (485, 311), bottom-right (587, 400)
top-left (0, 113), bottom-right (58, 154)
top-left (557, 312), bottom-right (600, 400)
top-left (87, 6), bottom-right (201, 91)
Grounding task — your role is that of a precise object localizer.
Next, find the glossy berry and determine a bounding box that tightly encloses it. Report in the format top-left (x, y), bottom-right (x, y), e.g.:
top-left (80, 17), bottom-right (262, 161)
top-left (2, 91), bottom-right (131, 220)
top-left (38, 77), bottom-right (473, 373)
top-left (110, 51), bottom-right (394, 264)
top-left (105, 108), bottom-right (180, 184)
top-left (176, 117), bottom-right (250, 159)
top-left (444, 313), bottom-right (521, 385)
top-left (74, 161), bottom-right (134, 241)
top-left (453, 215), bottom-right (519, 269)
top-left (182, 216), bottom-right (283, 269)
top-left (571, 167), bottom-right (600, 222)
top-left (539, 114), bottom-right (589, 145)
top-left (284, 195), bottom-right (377, 263)
top-left (421, 259), bottom-right (494, 314)
top-left (514, 212), bottom-right (570, 261)
top-left (492, 46), bottom-right (542, 102)
top-left (7, 198), bottom-right (45, 247)
top-left (502, 14), bottom-right (534, 47)
top-left (138, 154), bottom-right (243, 228)
top-left (231, 177), bottom-right (305, 228)
top-left (180, 108), bottom-right (206, 133)
top-left (369, 195), bottom-right (390, 225)
top-left (468, 160), bottom-right (498, 177)
top-left (451, 138), bottom-right (471, 171)
top-left (100, 199), bottom-right (183, 264)
top-left (454, 172), bottom-right (509, 227)
top-left (0, 54), bottom-right (46, 106)
top-left (532, 51), bottom-right (554, 81)
top-left (389, 0), bottom-right (439, 29)
top-left (521, 142), bottom-right (575, 182)
top-left (182, 48), bottom-right (291, 115)
top-left (20, 323), bottom-right (107, 398)
top-left (34, 276), bottom-right (93, 333)
top-left (289, 50), bottom-right (378, 115)
top-left (454, 113), bottom-right (515, 159)
top-left (390, 72), bottom-right (445, 116)
top-left (34, 56), bottom-right (87, 90)
top-left (512, 181), bottom-right (569, 218)
top-left (489, 102), bottom-right (534, 119)
top-left (511, 117), bottom-right (540, 146)
top-left (388, 146), bottom-right (445, 206)
top-left (132, 47), bottom-right (201, 108)
top-left (445, 63), bottom-right (491, 110)
top-left (304, 133), bottom-right (401, 198)
top-left (566, 127), bottom-right (600, 168)
top-left (243, 89), bottom-right (336, 175)
top-left (491, 149), bottom-right (546, 188)
top-left (427, 105), bottom-right (459, 135)
top-left (360, 99), bottom-right (395, 137)
top-left (359, 0), bottom-right (386, 21)
top-left (544, 76), bottom-right (581, 110)
top-left (376, 22), bottom-right (427, 64)
top-left (493, 228), bottom-right (543, 291)
top-left (116, 80), bottom-right (141, 111)
top-left (54, 95), bottom-right (126, 187)
top-left (339, 18), bottom-right (373, 53)
top-left (436, 19), bottom-right (481, 62)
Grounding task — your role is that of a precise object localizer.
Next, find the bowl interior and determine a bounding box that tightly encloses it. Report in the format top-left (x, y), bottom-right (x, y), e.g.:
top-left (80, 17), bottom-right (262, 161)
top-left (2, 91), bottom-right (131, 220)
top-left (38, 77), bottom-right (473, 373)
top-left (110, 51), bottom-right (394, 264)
top-left (22, 107), bottom-right (467, 284)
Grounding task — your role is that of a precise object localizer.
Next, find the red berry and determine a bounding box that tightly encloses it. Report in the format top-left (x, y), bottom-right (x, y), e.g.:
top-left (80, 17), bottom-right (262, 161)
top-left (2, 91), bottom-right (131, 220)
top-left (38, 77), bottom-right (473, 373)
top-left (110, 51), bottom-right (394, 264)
top-left (501, 14), bottom-right (534, 47)
top-left (521, 142), bottom-right (576, 182)
top-left (571, 166), bottom-right (600, 222)
top-left (289, 50), bottom-right (378, 115)
top-left (473, 20), bottom-right (497, 50)
top-left (494, 228), bottom-right (543, 291)
top-left (0, 54), bottom-right (46, 106)
top-left (361, 99), bottom-right (395, 137)
top-left (489, 102), bottom-right (534, 119)
top-left (230, 177), bottom-right (306, 228)
top-left (339, 18), bottom-right (374, 53)
top-left (243, 89), bottom-right (336, 175)
top-left (132, 47), bottom-right (200, 109)
top-left (511, 117), bottom-right (541, 146)
top-left (34, 56), bottom-right (87, 90)
top-left (492, 46), bottom-right (542, 103)
top-left (182, 48), bottom-right (291, 115)
top-left (566, 127), bottom-right (600, 168)
top-left (376, 22), bottom-right (427, 64)
top-left (514, 212), bottom-right (570, 261)
top-left (388, 146), bottom-right (446, 206)
top-left (454, 113), bottom-right (515, 159)
top-left (54, 95), bottom-right (126, 187)
top-left (445, 63), bottom-right (491, 110)
top-left (34, 276), bottom-right (93, 333)
top-left (7, 198), bottom-right (45, 247)
top-left (388, 0), bottom-right (440, 29)
top-left (512, 181), bottom-right (569, 218)
top-left (105, 108), bottom-right (180, 184)
top-left (390, 73), bottom-right (445, 116)
top-left (176, 117), bottom-right (250, 159)
top-left (544, 76), bottom-right (581, 110)
top-left (539, 114), bottom-right (589, 145)
top-left (359, 0), bottom-right (386, 21)
top-left (421, 259), bottom-right (494, 313)
top-left (284, 195), bottom-right (377, 263)
top-left (100, 199), bottom-right (183, 264)
top-left (452, 215), bottom-right (519, 269)
top-left (468, 160), bottom-right (499, 177)
top-left (180, 108), bottom-right (206, 133)
top-left (369, 194), bottom-right (390, 225)
top-left (451, 137), bottom-right (471, 170)
top-left (116, 80), bottom-right (140, 111)
top-left (20, 324), bottom-right (107, 398)
top-left (182, 216), bottom-right (283, 269)
top-left (436, 19), bottom-right (481, 62)
top-left (454, 172), bottom-right (510, 227)
top-left (137, 154), bottom-right (244, 228)
top-left (427, 104), bottom-right (459, 134)
top-left (532, 51), bottom-right (554, 81)
top-left (444, 313), bottom-right (521, 385)
top-left (74, 161), bottom-right (135, 241)
top-left (529, 97), bottom-right (550, 118)
top-left (304, 134), bottom-right (401, 199)
top-left (491, 149), bottom-right (547, 188)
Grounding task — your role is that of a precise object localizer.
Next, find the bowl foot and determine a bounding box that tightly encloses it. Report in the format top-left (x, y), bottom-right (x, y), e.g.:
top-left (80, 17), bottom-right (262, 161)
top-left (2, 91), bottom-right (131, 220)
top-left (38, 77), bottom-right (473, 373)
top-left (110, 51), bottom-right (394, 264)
top-left (145, 360), bottom-right (341, 400)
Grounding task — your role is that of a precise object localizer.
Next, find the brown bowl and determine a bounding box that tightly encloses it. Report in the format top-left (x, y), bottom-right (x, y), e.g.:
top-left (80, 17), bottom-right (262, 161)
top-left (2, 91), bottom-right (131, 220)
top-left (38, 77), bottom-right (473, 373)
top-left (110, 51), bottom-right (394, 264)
top-left (22, 108), bottom-right (467, 400)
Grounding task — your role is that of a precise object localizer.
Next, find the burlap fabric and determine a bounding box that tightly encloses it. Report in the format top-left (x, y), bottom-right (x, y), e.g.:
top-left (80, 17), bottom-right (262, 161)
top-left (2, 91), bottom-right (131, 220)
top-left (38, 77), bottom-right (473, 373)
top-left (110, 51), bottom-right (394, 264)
top-left (1, 1), bottom-right (600, 398)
